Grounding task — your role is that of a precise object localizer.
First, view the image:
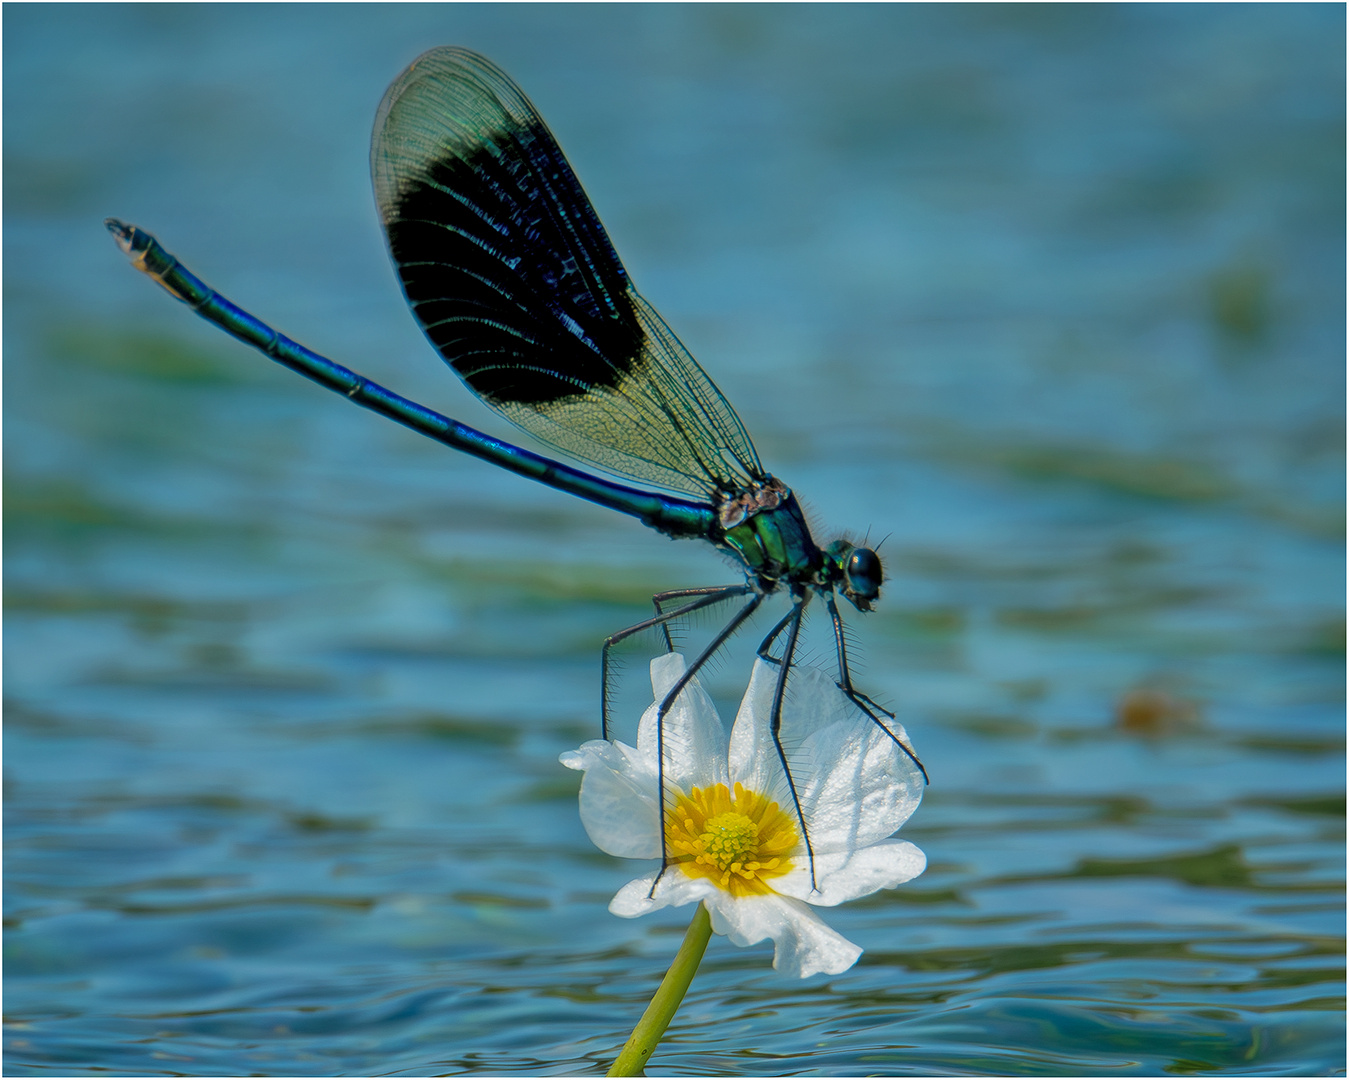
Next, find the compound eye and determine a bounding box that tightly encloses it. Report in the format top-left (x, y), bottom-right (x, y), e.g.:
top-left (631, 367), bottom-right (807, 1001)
top-left (845, 547), bottom-right (883, 602)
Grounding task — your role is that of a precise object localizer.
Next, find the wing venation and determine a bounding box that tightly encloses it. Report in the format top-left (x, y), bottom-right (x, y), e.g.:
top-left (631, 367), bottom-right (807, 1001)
top-left (372, 46), bottom-right (763, 498)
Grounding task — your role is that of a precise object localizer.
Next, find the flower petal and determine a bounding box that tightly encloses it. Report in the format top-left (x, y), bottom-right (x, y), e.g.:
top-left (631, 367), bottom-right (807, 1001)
top-left (560, 739), bottom-right (660, 858)
top-left (726, 659), bottom-right (793, 805)
top-left (609, 868), bottom-right (717, 918)
top-left (729, 660), bottom-right (924, 856)
top-left (773, 839), bottom-right (927, 906)
top-left (704, 891), bottom-right (862, 978)
top-left (636, 652), bottom-right (730, 794)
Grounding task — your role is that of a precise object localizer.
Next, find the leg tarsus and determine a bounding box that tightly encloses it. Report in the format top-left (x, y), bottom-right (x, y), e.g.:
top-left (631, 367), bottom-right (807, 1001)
top-left (767, 593), bottom-right (817, 891)
top-left (826, 590), bottom-right (929, 785)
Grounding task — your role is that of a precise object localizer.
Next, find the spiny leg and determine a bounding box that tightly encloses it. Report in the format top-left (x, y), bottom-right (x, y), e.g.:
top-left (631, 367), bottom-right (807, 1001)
top-left (650, 584), bottom-right (748, 653)
top-left (754, 605), bottom-right (800, 668)
top-left (826, 591), bottom-right (928, 783)
top-left (649, 591), bottom-right (766, 895)
top-left (601, 584), bottom-right (751, 738)
top-left (764, 592), bottom-right (817, 889)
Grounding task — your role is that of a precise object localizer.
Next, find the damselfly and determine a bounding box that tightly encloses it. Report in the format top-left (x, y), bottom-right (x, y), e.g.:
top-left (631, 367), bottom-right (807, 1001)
top-left (107, 46), bottom-right (925, 880)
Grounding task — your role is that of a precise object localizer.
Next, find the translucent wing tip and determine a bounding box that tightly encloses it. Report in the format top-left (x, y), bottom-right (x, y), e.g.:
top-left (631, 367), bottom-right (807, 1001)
top-left (371, 45), bottom-right (532, 219)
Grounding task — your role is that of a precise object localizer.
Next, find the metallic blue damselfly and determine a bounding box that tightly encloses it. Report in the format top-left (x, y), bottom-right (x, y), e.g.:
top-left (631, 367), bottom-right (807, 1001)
top-left (107, 46), bottom-right (925, 880)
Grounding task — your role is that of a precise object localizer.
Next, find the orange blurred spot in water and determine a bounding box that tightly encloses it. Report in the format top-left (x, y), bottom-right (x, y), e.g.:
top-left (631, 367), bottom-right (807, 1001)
top-left (1115, 687), bottom-right (1200, 736)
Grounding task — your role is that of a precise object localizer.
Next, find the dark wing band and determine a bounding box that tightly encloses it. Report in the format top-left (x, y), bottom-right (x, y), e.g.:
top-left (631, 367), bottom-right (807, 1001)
top-left (372, 47), bottom-right (762, 499)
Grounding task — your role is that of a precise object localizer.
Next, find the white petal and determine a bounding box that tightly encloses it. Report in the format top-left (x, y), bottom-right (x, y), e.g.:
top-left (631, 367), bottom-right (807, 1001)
top-left (729, 660), bottom-right (924, 856)
top-left (609, 867), bottom-right (717, 918)
top-left (704, 891), bottom-right (862, 978)
top-left (794, 715), bottom-right (924, 854)
top-left (727, 659), bottom-right (793, 805)
top-left (773, 839), bottom-right (927, 906)
top-left (559, 739), bottom-right (660, 859)
top-left (635, 652), bottom-right (730, 794)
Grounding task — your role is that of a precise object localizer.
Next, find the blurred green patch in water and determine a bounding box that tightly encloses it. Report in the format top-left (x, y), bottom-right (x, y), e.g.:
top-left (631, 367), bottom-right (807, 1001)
top-left (1208, 261), bottom-right (1272, 345)
top-left (3, 475), bottom-right (221, 541)
top-left (49, 326), bottom-right (249, 385)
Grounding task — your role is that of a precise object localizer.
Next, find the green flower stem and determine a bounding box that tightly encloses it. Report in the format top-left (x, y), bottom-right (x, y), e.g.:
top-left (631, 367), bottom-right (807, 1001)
top-left (607, 903), bottom-right (713, 1077)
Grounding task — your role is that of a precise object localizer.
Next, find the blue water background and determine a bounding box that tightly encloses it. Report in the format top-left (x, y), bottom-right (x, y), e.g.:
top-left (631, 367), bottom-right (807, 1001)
top-left (5, 4), bottom-right (1344, 1075)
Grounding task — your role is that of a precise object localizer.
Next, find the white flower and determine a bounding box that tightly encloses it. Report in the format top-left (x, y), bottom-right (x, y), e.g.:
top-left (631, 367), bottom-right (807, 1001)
top-left (560, 652), bottom-right (926, 978)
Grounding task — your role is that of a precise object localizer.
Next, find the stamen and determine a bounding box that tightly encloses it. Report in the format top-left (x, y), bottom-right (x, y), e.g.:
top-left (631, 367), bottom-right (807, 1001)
top-left (664, 782), bottom-right (798, 896)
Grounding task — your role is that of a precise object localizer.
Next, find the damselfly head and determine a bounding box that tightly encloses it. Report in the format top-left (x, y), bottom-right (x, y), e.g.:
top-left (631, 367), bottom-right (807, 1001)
top-left (827, 540), bottom-right (883, 612)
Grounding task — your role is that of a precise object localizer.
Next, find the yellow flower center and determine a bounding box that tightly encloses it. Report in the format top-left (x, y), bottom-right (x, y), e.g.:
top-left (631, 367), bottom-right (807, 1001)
top-left (665, 781), bottom-right (798, 896)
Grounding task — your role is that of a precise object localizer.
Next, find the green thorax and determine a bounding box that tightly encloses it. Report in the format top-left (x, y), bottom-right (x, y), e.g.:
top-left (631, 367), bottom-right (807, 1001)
top-left (714, 477), bottom-right (823, 588)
